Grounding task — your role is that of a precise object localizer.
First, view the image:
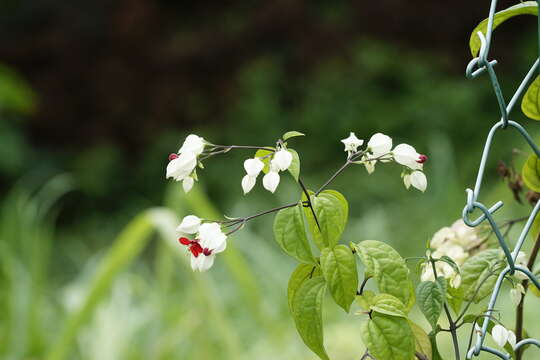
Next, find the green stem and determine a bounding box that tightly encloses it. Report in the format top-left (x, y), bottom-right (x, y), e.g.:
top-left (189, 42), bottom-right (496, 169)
top-left (515, 230), bottom-right (540, 360)
top-left (430, 259), bottom-right (460, 360)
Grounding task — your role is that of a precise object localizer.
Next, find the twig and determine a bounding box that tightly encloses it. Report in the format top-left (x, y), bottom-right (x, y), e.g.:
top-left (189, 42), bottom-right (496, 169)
top-left (515, 230), bottom-right (540, 360)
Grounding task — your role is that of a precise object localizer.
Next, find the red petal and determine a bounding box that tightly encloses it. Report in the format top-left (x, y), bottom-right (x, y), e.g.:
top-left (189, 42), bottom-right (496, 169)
top-left (168, 153), bottom-right (179, 161)
top-left (179, 237), bottom-right (191, 246)
top-left (203, 248), bottom-right (213, 256)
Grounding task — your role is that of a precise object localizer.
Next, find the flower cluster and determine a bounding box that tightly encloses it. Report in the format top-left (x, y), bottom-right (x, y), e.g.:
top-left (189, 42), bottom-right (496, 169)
top-left (176, 215), bottom-right (227, 271)
top-left (341, 132), bottom-right (428, 192)
top-left (242, 147), bottom-right (293, 194)
top-left (421, 219), bottom-right (482, 288)
top-left (166, 134), bottom-right (206, 193)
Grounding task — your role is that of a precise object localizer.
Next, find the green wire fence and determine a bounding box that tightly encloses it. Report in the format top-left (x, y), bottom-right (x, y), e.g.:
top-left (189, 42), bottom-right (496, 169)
top-left (464, 0), bottom-right (540, 358)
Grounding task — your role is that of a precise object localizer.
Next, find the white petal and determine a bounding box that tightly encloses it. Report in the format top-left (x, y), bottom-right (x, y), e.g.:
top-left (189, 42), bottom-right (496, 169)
top-left (241, 175), bottom-right (256, 194)
top-left (213, 238), bottom-right (227, 254)
top-left (410, 171), bottom-right (427, 192)
top-left (166, 152), bottom-right (197, 181)
top-left (244, 158), bottom-right (264, 177)
top-left (492, 324), bottom-right (509, 347)
top-left (510, 288), bottom-right (522, 307)
top-left (198, 222), bottom-right (227, 250)
top-left (199, 254), bottom-right (215, 271)
top-left (263, 171), bottom-right (280, 193)
top-left (507, 330), bottom-right (517, 349)
top-left (515, 266), bottom-right (529, 281)
top-left (516, 251), bottom-right (527, 266)
top-left (403, 174), bottom-right (411, 189)
top-left (176, 215), bottom-right (201, 234)
top-left (341, 132), bottom-right (364, 153)
top-left (450, 274), bottom-right (461, 288)
top-left (179, 134), bottom-right (205, 155)
top-left (420, 266), bottom-right (435, 282)
top-left (183, 177), bottom-right (194, 193)
top-left (393, 143), bottom-right (420, 168)
top-left (190, 255), bottom-right (204, 271)
top-left (368, 133), bottom-right (392, 157)
top-left (271, 149), bottom-right (293, 171)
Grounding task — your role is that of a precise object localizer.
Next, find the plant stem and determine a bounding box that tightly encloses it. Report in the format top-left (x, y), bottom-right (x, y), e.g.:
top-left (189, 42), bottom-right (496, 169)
top-left (315, 160), bottom-right (351, 195)
top-left (430, 259), bottom-right (461, 360)
top-left (515, 230), bottom-right (540, 360)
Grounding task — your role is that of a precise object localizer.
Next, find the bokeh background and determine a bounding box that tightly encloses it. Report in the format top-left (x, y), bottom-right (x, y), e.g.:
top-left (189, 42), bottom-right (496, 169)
top-left (2, 0), bottom-right (540, 359)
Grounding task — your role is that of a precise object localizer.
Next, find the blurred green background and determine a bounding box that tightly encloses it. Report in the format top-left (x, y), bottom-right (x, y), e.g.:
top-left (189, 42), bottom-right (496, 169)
top-left (2, 1), bottom-right (540, 359)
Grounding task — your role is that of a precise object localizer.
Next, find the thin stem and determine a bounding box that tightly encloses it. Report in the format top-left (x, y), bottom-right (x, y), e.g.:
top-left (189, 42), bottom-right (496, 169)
top-left (430, 259), bottom-right (460, 360)
top-left (315, 160), bottom-right (351, 195)
top-left (243, 202), bottom-right (298, 222)
top-left (298, 178), bottom-right (321, 231)
top-left (211, 144), bottom-right (276, 152)
top-left (515, 230), bottom-right (540, 360)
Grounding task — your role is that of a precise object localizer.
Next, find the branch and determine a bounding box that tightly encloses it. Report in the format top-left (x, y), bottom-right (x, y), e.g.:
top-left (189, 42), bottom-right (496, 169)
top-left (515, 230), bottom-right (540, 360)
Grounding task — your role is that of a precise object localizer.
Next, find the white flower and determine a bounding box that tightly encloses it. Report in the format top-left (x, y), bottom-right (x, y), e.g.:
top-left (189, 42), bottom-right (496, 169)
top-left (271, 149), bottom-right (293, 171)
top-left (510, 288), bottom-right (522, 307)
top-left (341, 132), bottom-right (364, 153)
top-left (508, 330), bottom-right (517, 349)
top-left (491, 324), bottom-right (509, 348)
top-left (450, 219), bottom-right (479, 247)
top-left (420, 265), bottom-right (435, 282)
top-left (241, 174), bottom-right (256, 194)
top-left (244, 157), bottom-right (265, 177)
top-left (183, 177), bottom-right (194, 193)
top-left (393, 144), bottom-right (423, 170)
top-left (367, 133), bottom-right (392, 158)
top-left (409, 171), bottom-right (427, 192)
top-left (450, 274), bottom-right (461, 288)
top-left (430, 227), bottom-right (455, 248)
top-left (362, 155), bottom-right (376, 174)
top-left (403, 173), bottom-right (411, 189)
top-left (177, 215), bottom-right (201, 234)
top-left (198, 223), bottom-right (227, 250)
top-left (263, 171), bottom-right (280, 193)
top-left (515, 251), bottom-right (529, 280)
top-left (166, 152), bottom-right (197, 181)
top-left (179, 134), bottom-right (205, 156)
top-left (183, 222), bottom-right (227, 272)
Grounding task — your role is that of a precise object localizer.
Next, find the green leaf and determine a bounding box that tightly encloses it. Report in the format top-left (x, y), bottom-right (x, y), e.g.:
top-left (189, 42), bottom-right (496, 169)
top-left (291, 277), bottom-right (329, 360)
top-left (469, 1), bottom-right (537, 57)
top-left (522, 154), bottom-right (540, 193)
top-left (409, 321), bottom-right (432, 360)
top-left (460, 249), bottom-right (504, 303)
top-left (416, 280), bottom-right (444, 329)
top-left (303, 190), bottom-right (348, 249)
top-left (522, 75), bottom-right (540, 120)
top-left (447, 286), bottom-right (464, 315)
top-left (320, 245), bottom-right (358, 312)
top-left (360, 313), bottom-right (415, 360)
top-left (353, 240), bottom-right (414, 310)
top-left (287, 148), bottom-right (301, 181)
top-left (436, 276), bottom-right (447, 298)
top-left (356, 290), bottom-right (376, 310)
top-left (288, 263), bottom-right (322, 312)
top-left (254, 148), bottom-right (274, 174)
top-left (369, 293), bottom-right (407, 318)
top-left (283, 131), bottom-right (305, 141)
top-left (273, 202), bottom-right (315, 264)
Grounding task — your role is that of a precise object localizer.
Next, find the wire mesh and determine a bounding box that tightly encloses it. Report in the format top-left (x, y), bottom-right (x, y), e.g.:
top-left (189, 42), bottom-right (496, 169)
top-left (463, 1), bottom-right (540, 358)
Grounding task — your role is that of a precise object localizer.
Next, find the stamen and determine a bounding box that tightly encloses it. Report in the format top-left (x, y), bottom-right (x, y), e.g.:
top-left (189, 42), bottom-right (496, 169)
top-left (203, 248), bottom-right (213, 256)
